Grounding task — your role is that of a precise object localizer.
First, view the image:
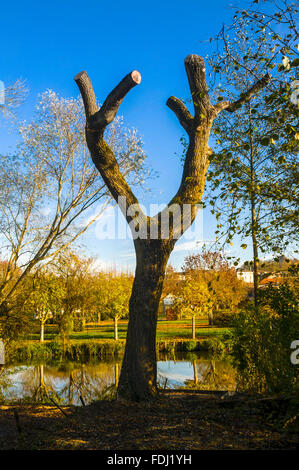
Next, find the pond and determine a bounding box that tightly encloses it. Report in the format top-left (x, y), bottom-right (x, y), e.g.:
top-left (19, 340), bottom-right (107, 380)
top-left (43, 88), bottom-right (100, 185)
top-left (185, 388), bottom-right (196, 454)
top-left (0, 352), bottom-right (236, 405)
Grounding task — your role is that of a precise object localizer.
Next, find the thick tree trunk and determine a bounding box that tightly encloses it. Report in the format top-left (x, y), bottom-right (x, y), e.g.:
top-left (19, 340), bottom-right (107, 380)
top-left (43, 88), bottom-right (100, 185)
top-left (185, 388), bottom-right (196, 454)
top-left (117, 240), bottom-right (171, 401)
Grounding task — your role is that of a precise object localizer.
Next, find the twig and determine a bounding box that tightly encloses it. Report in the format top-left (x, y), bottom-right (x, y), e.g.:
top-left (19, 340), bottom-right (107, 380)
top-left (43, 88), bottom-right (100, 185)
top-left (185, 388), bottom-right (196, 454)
top-left (163, 378), bottom-right (168, 390)
top-left (79, 394), bottom-right (86, 406)
top-left (48, 395), bottom-right (69, 418)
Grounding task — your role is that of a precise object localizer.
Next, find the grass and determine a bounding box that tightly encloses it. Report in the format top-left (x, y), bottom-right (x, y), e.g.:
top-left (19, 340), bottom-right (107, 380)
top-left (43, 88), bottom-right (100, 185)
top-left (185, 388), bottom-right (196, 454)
top-left (7, 319), bottom-right (231, 361)
top-left (23, 318), bottom-right (228, 343)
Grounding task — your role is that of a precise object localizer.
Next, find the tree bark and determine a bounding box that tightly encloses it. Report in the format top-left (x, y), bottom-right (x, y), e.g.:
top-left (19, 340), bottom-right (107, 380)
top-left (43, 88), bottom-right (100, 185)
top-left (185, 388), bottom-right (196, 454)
top-left (118, 239), bottom-right (171, 400)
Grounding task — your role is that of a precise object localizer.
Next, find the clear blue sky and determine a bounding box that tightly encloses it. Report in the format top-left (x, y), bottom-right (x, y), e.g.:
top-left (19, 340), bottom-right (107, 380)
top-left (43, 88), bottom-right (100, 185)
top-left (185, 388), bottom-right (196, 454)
top-left (0, 0), bottom-right (254, 271)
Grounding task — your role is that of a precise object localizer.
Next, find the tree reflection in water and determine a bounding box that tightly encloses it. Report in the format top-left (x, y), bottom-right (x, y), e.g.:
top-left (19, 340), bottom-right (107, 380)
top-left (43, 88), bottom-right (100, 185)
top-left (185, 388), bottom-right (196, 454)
top-left (185, 359), bottom-right (236, 391)
top-left (0, 355), bottom-right (236, 404)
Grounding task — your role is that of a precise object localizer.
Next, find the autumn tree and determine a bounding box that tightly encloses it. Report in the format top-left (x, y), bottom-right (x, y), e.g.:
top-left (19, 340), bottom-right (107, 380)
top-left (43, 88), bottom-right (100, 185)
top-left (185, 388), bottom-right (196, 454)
top-left (96, 272), bottom-right (133, 340)
top-left (175, 276), bottom-right (211, 339)
top-left (182, 250), bottom-right (247, 325)
top-left (0, 91), bottom-right (148, 325)
top-left (51, 251), bottom-right (97, 332)
top-left (29, 270), bottom-right (66, 342)
top-left (205, 0), bottom-right (298, 304)
top-left (75, 54), bottom-right (269, 400)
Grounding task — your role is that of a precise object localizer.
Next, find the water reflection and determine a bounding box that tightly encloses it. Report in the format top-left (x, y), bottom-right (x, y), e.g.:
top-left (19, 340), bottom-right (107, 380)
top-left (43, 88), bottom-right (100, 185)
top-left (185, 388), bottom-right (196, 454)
top-left (0, 353), bottom-right (235, 405)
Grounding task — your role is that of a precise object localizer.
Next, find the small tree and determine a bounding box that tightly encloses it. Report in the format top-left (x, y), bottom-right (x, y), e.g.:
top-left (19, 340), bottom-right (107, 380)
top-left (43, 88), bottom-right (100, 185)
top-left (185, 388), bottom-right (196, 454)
top-left (30, 271), bottom-right (65, 342)
top-left (97, 273), bottom-right (132, 340)
top-left (182, 249), bottom-right (247, 325)
top-left (175, 275), bottom-right (211, 339)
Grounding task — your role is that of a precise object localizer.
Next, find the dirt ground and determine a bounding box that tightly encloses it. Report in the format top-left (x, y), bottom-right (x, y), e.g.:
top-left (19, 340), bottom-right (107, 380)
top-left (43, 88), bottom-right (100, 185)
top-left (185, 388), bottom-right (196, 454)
top-left (0, 391), bottom-right (298, 450)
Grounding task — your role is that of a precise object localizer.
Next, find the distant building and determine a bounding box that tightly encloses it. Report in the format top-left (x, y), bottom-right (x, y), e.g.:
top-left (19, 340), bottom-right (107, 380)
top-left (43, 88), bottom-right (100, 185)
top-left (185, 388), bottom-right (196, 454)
top-left (162, 294), bottom-right (177, 320)
top-left (237, 270), bottom-right (254, 284)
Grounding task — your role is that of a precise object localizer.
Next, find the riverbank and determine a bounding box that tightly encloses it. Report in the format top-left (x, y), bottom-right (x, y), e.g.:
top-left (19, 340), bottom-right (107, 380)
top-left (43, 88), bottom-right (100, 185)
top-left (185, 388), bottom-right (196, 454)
top-left (5, 334), bottom-right (230, 362)
top-left (0, 391), bottom-right (297, 450)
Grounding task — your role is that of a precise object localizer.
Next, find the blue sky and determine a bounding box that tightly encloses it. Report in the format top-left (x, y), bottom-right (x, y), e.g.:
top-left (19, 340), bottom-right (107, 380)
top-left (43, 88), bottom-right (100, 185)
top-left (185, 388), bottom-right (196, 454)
top-left (0, 0), bottom-right (254, 271)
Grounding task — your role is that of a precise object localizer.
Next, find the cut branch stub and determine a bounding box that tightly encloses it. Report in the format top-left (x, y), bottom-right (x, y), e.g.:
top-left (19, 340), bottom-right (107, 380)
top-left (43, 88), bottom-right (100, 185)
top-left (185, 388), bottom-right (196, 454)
top-left (94, 70), bottom-right (141, 129)
top-left (74, 71), bottom-right (98, 119)
top-left (74, 70), bottom-right (141, 130)
top-left (184, 54), bottom-right (211, 119)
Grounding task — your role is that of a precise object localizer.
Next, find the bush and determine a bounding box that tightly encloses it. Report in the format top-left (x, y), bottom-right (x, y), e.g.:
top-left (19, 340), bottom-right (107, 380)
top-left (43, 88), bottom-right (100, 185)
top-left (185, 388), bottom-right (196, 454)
top-left (213, 309), bottom-right (237, 327)
top-left (185, 340), bottom-right (197, 351)
top-left (231, 283), bottom-right (299, 395)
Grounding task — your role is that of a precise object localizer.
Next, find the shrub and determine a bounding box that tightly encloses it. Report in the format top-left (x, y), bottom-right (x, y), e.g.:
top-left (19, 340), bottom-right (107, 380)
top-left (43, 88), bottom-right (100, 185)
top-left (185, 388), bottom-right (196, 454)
top-left (231, 283), bottom-right (299, 395)
top-left (184, 340), bottom-right (198, 351)
top-left (213, 309), bottom-right (237, 327)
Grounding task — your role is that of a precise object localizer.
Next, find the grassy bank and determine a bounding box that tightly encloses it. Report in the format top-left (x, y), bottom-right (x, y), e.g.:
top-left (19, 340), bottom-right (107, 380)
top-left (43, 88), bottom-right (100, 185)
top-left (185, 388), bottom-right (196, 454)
top-left (6, 329), bottom-right (231, 362)
top-left (3, 320), bottom-right (231, 362)
top-left (22, 319), bottom-right (218, 342)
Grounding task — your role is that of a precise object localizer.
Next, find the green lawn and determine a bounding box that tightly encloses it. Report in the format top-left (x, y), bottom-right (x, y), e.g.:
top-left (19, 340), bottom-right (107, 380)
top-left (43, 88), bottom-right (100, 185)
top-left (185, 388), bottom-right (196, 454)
top-left (22, 319), bottom-right (230, 342)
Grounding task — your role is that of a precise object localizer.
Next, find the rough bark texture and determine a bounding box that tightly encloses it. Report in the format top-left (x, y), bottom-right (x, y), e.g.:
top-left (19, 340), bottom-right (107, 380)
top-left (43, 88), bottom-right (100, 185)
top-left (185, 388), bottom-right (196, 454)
top-left (118, 239), bottom-right (172, 400)
top-left (74, 55), bottom-right (269, 401)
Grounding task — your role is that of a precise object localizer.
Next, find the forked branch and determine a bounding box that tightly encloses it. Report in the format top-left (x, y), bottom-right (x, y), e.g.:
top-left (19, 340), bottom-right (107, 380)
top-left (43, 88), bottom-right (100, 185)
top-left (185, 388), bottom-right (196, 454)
top-left (74, 70), bottom-right (141, 130)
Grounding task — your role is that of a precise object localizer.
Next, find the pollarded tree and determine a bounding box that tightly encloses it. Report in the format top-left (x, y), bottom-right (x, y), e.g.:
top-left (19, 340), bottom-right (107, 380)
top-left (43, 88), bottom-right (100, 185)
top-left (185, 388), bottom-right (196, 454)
top-left (75, 54), bottom-right (269, 401)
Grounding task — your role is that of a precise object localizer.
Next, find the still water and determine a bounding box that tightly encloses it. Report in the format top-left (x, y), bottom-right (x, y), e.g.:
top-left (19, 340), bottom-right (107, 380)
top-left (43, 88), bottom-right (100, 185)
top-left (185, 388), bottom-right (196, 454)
top-left (0, 353), bottom-right (236, 405)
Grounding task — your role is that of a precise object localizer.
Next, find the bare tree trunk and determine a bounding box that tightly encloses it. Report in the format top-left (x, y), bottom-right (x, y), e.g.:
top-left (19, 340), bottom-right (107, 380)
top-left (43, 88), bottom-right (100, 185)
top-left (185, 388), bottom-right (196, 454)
top-left (251, 205), bottom-right (259, 307)
top-left (249, 107), bottom-right (259, 307)
top-left (192, 315), bottom-right (196, 340)
top-left (118, 240), bottom-right (171, 400)
top-left (114, 317), bottom-right (118, 341)
top-left (114, 363), bottom-right (119, 387)
top-left (193, 360), bottom-right (198, 385)
top-left (40, 322), bottom-right (45, 343)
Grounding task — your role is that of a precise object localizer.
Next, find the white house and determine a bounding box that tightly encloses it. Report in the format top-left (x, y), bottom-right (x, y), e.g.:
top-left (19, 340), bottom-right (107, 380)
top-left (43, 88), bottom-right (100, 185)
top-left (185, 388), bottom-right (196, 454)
top-left (237, 270), bottom-right (254, 283)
